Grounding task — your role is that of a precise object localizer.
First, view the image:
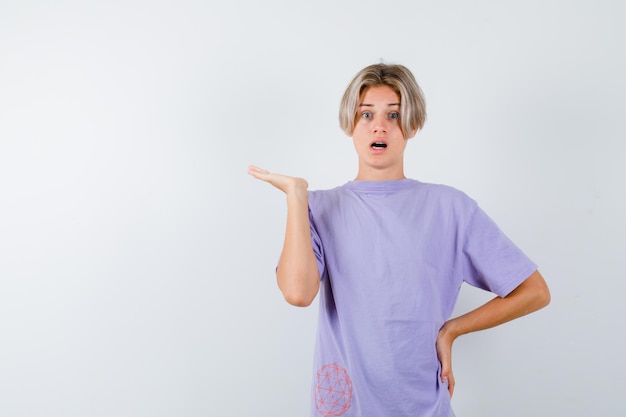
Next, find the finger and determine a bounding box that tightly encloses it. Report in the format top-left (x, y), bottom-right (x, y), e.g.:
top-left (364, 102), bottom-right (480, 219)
top-left (441, 370), bottom-right (449, 385)
top-left (440, 368), bottom-right (455, 397)
top-left (247, 165), bottom-right (271, 180)
top-left (439, 356), bottom-right (451, 383)
top-left (248, 165), bottom-right (269, 175)
top-left (447, 373), bottom-right (455, 398)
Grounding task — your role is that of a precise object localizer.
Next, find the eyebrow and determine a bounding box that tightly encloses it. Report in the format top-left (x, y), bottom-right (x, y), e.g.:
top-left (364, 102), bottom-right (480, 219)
top-left (358, 103), bottom-right (400, 107)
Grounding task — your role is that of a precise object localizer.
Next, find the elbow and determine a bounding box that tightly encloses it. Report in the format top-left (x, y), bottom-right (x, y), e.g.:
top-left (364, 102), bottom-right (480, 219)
top-left (279, 279), bottom-right (319, 307)
top-left (537, 283), bottom-right (551, 309)
top-left (281, 280), bottom-right (319, 307)
top-left (515, 270), bottom-right (551, 313)
top-left (529, 271), bottom-right (551, 311)
top-left (277, 266), bottom-right (320, 307)
top-left (283, 291), bottom-right (316, 307)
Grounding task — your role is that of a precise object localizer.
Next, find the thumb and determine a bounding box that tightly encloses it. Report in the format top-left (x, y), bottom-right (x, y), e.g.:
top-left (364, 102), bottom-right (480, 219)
top-left (440, 362), bottom-right (450, 383)
top-left (440, 360), bottom-right (455, 398)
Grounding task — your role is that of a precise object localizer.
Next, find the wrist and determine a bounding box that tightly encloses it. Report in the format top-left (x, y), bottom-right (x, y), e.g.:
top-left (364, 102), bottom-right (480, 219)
top-left (440, 319), bottom-right (462, 341)
top-left (286, 178), bottom-right (309, 199)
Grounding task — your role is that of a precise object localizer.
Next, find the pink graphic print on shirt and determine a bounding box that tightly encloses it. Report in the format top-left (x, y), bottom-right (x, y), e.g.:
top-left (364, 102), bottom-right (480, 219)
top-left (315, 364), bottom-right (353, 417)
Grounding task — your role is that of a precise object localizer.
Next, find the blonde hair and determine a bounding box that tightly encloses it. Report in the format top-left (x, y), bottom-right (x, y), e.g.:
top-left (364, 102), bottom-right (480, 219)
top-left (339, 63), bottom-right (426, 138)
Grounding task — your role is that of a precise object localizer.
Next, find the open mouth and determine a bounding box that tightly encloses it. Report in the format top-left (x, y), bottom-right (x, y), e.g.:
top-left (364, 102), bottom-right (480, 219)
top-left (371, 141), bottom-right (387, 149)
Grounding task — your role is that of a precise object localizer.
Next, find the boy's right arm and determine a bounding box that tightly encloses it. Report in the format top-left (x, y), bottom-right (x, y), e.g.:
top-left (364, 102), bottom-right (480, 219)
top-left (248, 166), bottom-right (320, 307)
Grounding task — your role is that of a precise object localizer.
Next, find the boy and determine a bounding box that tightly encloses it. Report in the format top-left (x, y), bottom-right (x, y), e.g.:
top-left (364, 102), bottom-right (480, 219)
top-left (248, 63), bottom-right (550, 416)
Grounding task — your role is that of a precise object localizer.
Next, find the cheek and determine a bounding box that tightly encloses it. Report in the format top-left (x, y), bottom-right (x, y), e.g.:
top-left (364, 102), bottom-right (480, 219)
top-left (352, 121), bottom-right (364, 133)
top-left (351, 126), bottom-right (367, 142)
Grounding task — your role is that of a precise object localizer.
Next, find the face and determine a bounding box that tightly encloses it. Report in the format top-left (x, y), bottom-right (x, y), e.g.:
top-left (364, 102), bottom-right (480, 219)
top-left (351, 85), bottom-right (408, 181)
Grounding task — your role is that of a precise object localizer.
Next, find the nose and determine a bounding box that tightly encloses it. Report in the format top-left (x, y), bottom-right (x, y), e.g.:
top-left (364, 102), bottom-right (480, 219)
top-left (372, 114), bottom-right (388, 133)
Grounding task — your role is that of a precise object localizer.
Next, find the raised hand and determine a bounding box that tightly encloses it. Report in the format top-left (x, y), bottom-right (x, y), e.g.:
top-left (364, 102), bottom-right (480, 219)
top-left (247, 165), bottom-right (320, 306)
top-left (247, 165), bottom-right (309, 196)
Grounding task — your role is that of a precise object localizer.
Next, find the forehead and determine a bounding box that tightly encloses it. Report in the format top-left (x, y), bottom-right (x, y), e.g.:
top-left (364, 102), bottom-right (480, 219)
top-left (359, 85), bottom-right (400, 104)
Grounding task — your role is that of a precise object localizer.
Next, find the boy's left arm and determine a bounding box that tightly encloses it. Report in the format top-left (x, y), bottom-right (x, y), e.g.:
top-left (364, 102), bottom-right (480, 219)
top-left (435, 270), bottom-right (551, 397)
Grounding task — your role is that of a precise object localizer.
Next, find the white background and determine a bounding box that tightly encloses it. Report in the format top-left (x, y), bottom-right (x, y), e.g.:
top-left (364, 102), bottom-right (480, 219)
top-left (1, 0), bottom-right (624, 416)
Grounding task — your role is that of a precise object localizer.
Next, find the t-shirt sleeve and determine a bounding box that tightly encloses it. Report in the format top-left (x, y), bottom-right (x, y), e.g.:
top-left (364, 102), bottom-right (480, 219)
top-left (309, 206), bottom-right (326, 280)
top-left (461, 204), bottom-right (537, 297)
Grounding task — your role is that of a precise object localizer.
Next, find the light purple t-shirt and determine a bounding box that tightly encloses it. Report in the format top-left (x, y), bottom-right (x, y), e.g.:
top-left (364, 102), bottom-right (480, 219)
top-left (307, 179), bottom-right (537, 417)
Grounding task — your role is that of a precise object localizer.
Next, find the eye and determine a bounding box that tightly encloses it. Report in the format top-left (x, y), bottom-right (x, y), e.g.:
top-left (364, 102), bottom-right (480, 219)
top-left (389, 112), bottom-right (399, 120)
top-left (361, 111), bottom-right (372, 119)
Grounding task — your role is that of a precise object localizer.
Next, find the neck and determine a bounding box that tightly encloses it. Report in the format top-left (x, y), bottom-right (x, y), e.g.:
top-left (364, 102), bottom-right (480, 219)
top-left (354, 167), bottom-right (406, 182)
